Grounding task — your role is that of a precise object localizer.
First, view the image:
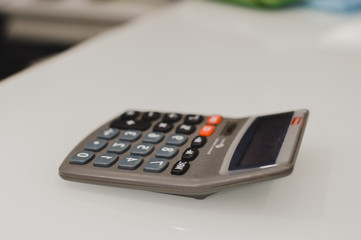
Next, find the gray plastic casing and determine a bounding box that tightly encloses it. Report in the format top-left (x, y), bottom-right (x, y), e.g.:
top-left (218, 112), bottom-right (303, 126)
top-left (59, 109), bottom-right (309, 199)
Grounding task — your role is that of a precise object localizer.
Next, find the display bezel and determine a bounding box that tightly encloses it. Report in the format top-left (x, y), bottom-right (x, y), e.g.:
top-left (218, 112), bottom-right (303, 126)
top-left (219, 110), bottom-right (307, 175)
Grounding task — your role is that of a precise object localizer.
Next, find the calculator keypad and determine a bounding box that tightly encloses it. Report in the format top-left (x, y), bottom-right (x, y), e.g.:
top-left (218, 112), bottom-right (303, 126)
top-left (69, 111), bottom-right (222, 177)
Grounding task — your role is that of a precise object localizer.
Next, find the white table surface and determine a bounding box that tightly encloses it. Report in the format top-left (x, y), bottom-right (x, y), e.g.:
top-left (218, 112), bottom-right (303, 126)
top-left (1, 0), bottom-right (361, 239)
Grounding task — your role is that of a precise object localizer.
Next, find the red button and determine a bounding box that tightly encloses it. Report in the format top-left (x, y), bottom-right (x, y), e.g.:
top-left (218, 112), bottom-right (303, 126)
top-left (207, 115), bottom-right (222, 125)
top-left (199, 125), bottom-right (215, 137)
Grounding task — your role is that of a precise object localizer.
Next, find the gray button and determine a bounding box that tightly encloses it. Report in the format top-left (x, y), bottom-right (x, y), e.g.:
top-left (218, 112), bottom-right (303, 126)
top-left (85, 139), bottom-right (107, 152)
top-left (166, 134), bottom-right (187, 146)
top-left (70, 151), bottom-right (95, 165)
top-left (107, 141), bottom-right (130, 154)
top-left (144, 158), bottom-right (169, 173)
top-left (98, 128), bottom-right (119, 140)
top-left (131, 143), bottom-right (154, 156)
top-left (93, 153), bottom-right (118, 167)
top-left (118, 155), bottom-right (143, 170)
top-left (119, 130), bottom-right (141, 142)
top-left (143, 132), bottom-right (164, 144)
top-left (155, 145), bottom-right (179, 159)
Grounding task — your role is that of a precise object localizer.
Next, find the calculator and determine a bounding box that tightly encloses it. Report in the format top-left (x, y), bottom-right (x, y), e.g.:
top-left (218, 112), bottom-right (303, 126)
top-left (59, 109), bottom-right (309, 199)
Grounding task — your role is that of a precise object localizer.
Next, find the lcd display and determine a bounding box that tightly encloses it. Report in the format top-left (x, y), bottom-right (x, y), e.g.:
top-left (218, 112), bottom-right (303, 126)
top-left (229, 112), bottom-right (293, 170)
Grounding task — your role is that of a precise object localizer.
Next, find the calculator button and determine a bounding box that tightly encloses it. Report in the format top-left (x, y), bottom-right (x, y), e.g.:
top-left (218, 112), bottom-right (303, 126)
top-left (153, 122), bottom-right (173, 133)
top-left (207, 115), bottom-right (222, 125)
top-left (166, 134), bottom-right (187, 146)
top-left (184, 114), bottom-right (204, 125)
top-left (84, 139), bottom-right (107, 152)
top-left (118, 155), bottom-right (143, 170)
top-left (119, 130), bottom-right (141, 142)
top-left (163, 113), bottom-right (181, 123)
top-left (182, 147), bottom-right (199, 161)
top-left (142, 112), bottom-right (160, 121)
top-left (120, 111), bottom-right (140, 120)
top-left (155, 145), bottom-right (179, 159)
top-left (110, 119), bottom-right (151, 131)
top-left (70, 151), bottom-right (95, 165)
top-left (171, 160), bottom-right (190, 175)
top-left (98, 128), bottom-right (119, 140)
top-left (93, 153), bottom-right (118, 168)
top-left (144, 158), bottom-right (169, 173)
top-left (107, 141), bottom-right (130, 154)
top-left (131, 143), bottom-right (154, 156)
top-left (176, 124), bottom-right (195, 135)
top-left (191, 136), bottom-right (207, 148)
top-left (199, 125), bottom-right (215, 137)
top-left (143, 132), bottom-right (164, 144)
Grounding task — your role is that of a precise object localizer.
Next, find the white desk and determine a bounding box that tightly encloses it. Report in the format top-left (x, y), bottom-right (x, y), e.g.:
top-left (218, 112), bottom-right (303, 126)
top-left (1, 0), bottom-right (361, 239)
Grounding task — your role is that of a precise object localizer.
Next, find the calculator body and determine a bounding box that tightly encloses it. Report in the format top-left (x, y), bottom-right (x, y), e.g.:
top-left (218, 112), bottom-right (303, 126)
top-left (59, 109), bottom-right (308, 199)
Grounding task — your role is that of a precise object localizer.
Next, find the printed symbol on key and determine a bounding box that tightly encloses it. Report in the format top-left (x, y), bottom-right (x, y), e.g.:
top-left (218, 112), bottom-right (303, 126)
top-left (186, 149), bottom-right (194, 155)
top-left (77, 152), bottom-right (90, 158)
top-left (112, 142), bottom-right (126, 147)
top-left (175, 161), bottom-right (187, 170)
top-left (126, 120), bottom-right (136, 126)
top-left (149, 133), bottom-right (160, 138)
top-left (103, 129), bottom-right (114, 136)
top-left (172, 135), bottom-right (184, 141)
top-left (150, 160), bottom-right (165, 166)
top-left (162, 147), bottom-right (175, 152)
top-left (126, 157), bottom-right (139, 162)
top-left (180, 125), bottom-right (191, 131)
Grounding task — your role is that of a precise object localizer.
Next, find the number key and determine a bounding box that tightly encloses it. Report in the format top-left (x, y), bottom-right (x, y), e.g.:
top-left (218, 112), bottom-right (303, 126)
top-left (144, 158), bottom-right (169, 173)
top-left (166, 134), bottom-right (187, 146)
top-left (131, 143), bottom-right (154, 156)
top-left (155, 145), bottom-right (179, 159)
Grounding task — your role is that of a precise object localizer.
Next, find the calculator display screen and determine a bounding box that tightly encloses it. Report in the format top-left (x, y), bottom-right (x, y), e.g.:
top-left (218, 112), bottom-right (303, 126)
top-left (228, 112), bottom-right (293, 170)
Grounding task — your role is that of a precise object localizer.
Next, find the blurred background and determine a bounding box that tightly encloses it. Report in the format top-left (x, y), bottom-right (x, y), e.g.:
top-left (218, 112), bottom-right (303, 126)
top-left (0, 0), bottom-right (360, 80)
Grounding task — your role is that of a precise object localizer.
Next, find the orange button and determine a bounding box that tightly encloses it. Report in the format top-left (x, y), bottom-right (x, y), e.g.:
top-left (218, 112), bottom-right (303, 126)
top-left (207, 115), bottom-right (222, 125)
top-left (199, 125), bottom-right (215, 137)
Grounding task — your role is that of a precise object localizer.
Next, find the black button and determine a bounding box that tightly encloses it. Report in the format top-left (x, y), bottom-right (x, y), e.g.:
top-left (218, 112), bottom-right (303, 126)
top-left (181, 147), bottom-right (199, 161)
top-left (171, 160), bottom-right (190, 175)
top-left (163, 113), bottom-right (182, 123)
top-left (153, 122), bottom-right (173, 133)
top-left (191, 136), bottom-right (207, 148)
top-left (110, 119), bottom-right (150, 131)
top-left (176, 124), bottom-right (195, 135)
top-left (120, 111), bottom-right (140, 120)
top-left (184, 114), bottom-right (203, 125)
top-left (142, 112), bottom-right (160, 121)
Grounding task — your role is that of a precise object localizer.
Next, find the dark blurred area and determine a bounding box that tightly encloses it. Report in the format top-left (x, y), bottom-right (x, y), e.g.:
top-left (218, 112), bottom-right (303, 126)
top-left (0, 16), bottom-right (70, 80)
top-left (0, 0), bottom-right (174, 81)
